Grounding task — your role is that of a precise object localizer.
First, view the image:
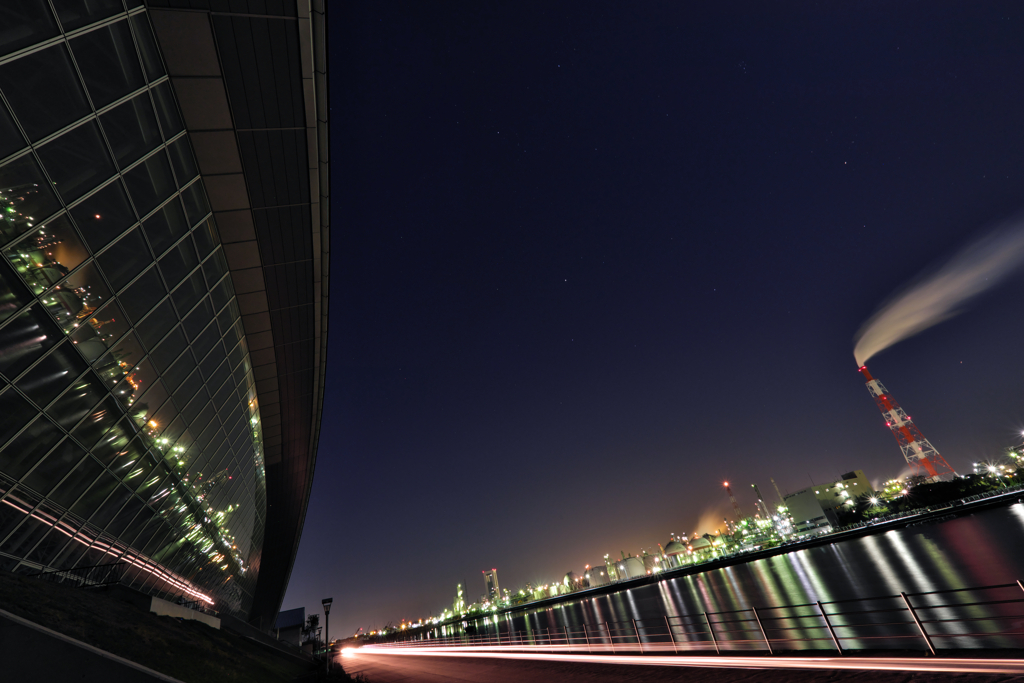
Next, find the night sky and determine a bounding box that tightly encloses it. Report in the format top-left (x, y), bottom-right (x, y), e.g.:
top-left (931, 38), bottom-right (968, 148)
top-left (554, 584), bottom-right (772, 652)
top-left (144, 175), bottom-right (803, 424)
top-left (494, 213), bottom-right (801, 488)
top-left (283, 2), bottom-right (1024, 636)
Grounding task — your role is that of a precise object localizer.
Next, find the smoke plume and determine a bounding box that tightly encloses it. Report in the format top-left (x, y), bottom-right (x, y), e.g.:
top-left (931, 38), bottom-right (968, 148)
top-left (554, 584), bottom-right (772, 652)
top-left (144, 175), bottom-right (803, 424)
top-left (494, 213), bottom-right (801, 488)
top-left (854, 218), bottom-right (1024, 367)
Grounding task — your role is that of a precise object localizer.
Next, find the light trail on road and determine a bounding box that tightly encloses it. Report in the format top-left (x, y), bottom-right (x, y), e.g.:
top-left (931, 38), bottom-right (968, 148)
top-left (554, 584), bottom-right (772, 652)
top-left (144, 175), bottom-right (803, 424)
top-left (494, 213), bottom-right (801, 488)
top-left (352, 645), bottom-right (1024, 675)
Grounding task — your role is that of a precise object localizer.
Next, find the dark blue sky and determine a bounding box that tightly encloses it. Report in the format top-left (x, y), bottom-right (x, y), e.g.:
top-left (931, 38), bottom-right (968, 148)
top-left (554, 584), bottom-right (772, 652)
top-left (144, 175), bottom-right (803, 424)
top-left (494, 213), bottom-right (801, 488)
top-left (283, 1), bottom-right (1024, 635)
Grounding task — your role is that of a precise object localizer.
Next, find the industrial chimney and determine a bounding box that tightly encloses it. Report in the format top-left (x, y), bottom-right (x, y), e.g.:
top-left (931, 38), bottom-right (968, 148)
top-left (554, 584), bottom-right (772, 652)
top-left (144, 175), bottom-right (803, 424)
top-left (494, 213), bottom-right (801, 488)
top-left (858, 366), bottom-right (955, 481)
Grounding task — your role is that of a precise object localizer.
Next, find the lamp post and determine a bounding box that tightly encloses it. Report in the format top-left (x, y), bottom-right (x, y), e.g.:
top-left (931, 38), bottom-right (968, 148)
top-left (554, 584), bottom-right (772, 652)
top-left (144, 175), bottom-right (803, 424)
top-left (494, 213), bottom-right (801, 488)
top-left (322, 597), bottom-right (333, 671)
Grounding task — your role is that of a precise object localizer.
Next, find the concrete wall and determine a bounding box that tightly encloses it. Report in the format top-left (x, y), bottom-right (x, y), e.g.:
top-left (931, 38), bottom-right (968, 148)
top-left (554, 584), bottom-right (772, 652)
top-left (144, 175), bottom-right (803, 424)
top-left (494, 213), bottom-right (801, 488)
top-left (149, 597), bottom-right (221, 630)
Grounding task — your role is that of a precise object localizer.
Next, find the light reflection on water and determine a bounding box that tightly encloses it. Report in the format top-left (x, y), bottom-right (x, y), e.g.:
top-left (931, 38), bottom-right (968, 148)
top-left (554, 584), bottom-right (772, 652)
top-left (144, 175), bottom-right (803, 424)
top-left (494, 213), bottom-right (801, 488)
top-left (458, 504), bottom-right (1024, 650)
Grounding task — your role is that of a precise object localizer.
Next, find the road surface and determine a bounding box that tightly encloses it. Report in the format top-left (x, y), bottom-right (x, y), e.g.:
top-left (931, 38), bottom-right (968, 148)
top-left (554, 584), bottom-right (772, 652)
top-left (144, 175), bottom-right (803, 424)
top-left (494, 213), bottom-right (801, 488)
top-left (340, 649), bottom-right (1024, 682)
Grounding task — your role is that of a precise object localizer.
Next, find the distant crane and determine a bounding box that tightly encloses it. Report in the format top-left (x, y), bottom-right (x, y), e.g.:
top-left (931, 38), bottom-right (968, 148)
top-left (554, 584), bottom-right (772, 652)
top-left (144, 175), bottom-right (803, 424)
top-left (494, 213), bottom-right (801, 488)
top-left (723, 482), bottom-right (743, 520)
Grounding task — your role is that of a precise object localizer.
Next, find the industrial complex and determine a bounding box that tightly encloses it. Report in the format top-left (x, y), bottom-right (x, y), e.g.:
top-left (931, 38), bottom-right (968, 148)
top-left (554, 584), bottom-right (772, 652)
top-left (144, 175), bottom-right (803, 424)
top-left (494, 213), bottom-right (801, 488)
top-left (365, 365), bottom-right (1023, 635)
top-left (0, 1), bottom-right (327, 631)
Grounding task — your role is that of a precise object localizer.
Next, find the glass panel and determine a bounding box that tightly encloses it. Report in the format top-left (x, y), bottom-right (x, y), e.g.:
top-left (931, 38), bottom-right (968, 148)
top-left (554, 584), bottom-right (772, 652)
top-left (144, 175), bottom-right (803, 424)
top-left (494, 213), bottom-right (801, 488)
top-left (149, 325), bottom-right (185, 372)
top-left (158, 237), bottom-right (198, 290)
top-left (109, 436), bottom-right (145, 477)
top-left (180, 182), bottom-right (210, 227)
top-left (0, 500), bottom-right (61, 558)
top-left (135, 299), bottom-right (174, 349)
top-left (132, 378), bottom-right (168, 430)
top-left (166, 136), bottom-right (198, 187)
top-left (23, 438), bottom-right (86, 496)
top-left (4, 215), bottom-right (89, 295)
top-left (171, 270), bottom-right (205, 317)
top-left (15, 341), bottom-right (86, 408)
top-left (89, 482), bottom-right (133, 528)
top-left (0, 98), bottom-right (25, 159)
top-left (163, 350), bottom-right (195, 394)
top-left (46, 371), bottom-right (105, 431)
top-left (0, 256), bottom-right (33, 322)
top-left (70, 470), bottom-right (118, 518)
top-left (0, 153), bottom-right (63, 244)
top-left (0, 305), bottom-right (59, 378)
top-left (113, 355), bottom-right (154, 409)
top-left (105, 494), bottom-right (143, 536)
top-left (101, 93), bottom-right (161, 170)
top-left (151, 81), bottom-right (183, 140)
top-left (200, 348), bottom-right (226, 384)
top-left (94, 331), bottom-right (144, 388)
top-left (71, 180), bottom-right (136, 251)
top-left (96, 227), bottom-right (151, 291)
top-left (190, 324), bottom-right (219, 362)
top-left (92, 415), bottom-right (135, 466)
top-left (129, 13), bottom-right (164, 82)
top-left (123, 151), bottom-right (175, 217)
top-left (44, 261), bottom-right (111, 333)
top-left (142, 198), bottom-right (187, 257)
top-left (0, 3), bottom-right (59, 56)
top-left (183, 296), bottom-right (213, 341)
top-left (118, 266), bottom-right (164, 323)
top-left (202, 250), bottom-right (227, 292)
top-left (0, 45), bottom-right (90, 142)
top-left (70, 19), bottom-right (145, 109)
top-left (71, 395), bottom-right (122, 454)
top-left (48, 455), bottom-right (103, 509)
top-left (193, 216), bottom-right (220, 260)
top-left (0, 414), bottom-right (62, 479)
top-left (52, 0), bottom-right (124, 33)
top-left (36, 120), bottom-right (115, 204)
top-left (71, 300), bottom-right (129, 363)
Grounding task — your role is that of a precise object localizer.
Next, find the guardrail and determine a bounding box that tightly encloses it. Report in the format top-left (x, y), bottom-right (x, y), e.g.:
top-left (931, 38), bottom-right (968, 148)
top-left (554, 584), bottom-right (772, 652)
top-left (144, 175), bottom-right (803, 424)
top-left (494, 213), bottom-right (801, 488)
top-left (373, 581), bottom-right (1024, 655)
top-left (27, 561), bottom-right (127, 588)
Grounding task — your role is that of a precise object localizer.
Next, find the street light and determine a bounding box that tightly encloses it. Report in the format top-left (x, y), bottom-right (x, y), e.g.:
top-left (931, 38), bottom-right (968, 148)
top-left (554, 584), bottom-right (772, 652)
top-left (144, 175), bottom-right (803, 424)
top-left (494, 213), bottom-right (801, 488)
top-left (322, 597), bottom-right (333, 671)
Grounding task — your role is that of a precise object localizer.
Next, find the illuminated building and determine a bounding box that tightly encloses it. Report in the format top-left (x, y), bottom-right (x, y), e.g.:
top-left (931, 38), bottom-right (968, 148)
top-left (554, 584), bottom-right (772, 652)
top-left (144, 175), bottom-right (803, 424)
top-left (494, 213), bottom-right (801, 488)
top-left (0, 1), bottom-right (328, 630)
top-left (482, 568), bottom-right (499, 600)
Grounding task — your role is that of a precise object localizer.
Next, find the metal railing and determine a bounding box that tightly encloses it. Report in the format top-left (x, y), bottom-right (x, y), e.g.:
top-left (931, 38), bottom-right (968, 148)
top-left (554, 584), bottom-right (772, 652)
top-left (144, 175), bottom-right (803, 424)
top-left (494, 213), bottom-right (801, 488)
top-left (27, 561), bottom-right (127, 589)
top-left (372, 581), bottom-right (1024, 655)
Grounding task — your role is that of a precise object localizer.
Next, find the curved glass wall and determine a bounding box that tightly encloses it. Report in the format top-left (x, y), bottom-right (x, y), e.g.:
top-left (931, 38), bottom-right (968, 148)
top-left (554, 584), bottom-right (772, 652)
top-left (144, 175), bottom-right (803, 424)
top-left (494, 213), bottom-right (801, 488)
top-left (0, 2), bottom-right (266, 616)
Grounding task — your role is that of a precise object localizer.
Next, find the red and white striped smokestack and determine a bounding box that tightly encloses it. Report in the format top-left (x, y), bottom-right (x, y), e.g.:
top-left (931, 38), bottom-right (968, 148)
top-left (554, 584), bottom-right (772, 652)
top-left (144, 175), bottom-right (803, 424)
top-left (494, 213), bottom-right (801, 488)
top-left (859, 365), bottom-right (955, 481)
top-left (723, 482), bottom-right (743, 520)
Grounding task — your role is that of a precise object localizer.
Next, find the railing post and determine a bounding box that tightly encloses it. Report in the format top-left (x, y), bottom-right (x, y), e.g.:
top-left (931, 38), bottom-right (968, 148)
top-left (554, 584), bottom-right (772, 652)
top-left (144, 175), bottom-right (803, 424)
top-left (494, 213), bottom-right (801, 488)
top-left (751, 607), bottom-right (773, 655)
top-left (704, 611), bottom-right (720, 655)
top-left (817, 601), bottom-right (842, 655)
top-left (901, 592), bottom-right (936, 656)
top-left (606, 621), bottom-right (615, 653)
top-left (563, 625), bottom-right (570, 652)
top-left (665, 615), bottom-right (677, 653)
top-left (633, 619), bottom-right (643, 653)
top-left (582, 623), bottom-right (592, 653)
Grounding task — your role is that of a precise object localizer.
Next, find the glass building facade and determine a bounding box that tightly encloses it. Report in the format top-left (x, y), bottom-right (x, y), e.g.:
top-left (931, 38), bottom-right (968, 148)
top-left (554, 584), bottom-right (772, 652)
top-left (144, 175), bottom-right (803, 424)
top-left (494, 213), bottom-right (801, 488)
top-left (0, 0), bottom-right (328, 626)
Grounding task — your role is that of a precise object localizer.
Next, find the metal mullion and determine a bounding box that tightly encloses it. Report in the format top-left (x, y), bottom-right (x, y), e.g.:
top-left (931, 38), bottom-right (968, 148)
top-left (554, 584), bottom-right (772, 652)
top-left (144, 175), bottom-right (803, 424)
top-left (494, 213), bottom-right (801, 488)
top-left (94, 77), bottom-right (169, 119)
top-left (123, 6), bottom-right (167, 84)
top-left (0, 36), bottom-right (67, 68)
top-left (53, 7), bottom-right (132, 43)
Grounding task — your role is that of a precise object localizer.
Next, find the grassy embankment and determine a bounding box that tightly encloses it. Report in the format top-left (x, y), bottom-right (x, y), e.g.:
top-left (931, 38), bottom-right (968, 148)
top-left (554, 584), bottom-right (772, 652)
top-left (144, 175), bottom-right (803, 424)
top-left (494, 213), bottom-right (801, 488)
top-left (0, 570), bottom-right (359, 682)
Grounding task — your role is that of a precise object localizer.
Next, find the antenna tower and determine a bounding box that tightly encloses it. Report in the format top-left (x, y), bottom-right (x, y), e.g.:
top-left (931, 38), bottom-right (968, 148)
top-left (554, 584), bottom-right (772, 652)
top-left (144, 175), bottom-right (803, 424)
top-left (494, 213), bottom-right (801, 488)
top-left (723, 482), bottom-right (743, 519)
top-left (858, 366), bottom-right (955, 481)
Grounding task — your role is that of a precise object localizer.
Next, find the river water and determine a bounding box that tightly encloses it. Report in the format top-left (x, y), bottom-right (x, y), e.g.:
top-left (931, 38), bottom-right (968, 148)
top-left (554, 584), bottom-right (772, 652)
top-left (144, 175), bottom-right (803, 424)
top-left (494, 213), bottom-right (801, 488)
top-left (451, 503), bottom-right (1024, 652)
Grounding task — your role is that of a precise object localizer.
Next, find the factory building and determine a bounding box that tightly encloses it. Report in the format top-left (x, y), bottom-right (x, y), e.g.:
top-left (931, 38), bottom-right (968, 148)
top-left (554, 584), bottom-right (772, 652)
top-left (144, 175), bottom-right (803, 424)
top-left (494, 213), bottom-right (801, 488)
top-left (785, 470), bottom-right (873, 532)
top-left (482, 568), bottom-right (499, 600)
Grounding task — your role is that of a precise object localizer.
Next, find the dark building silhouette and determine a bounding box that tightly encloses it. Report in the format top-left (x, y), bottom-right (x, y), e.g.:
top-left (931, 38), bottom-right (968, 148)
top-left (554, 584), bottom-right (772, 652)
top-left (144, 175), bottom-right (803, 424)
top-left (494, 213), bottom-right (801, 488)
top-left (0, 0), bottom-right (328, 630)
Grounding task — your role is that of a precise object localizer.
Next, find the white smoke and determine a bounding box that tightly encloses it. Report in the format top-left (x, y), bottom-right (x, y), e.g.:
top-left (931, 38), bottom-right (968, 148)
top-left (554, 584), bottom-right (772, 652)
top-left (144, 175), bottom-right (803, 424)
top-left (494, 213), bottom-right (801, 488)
top-left (854, 218), bottom-right (1024, 367)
